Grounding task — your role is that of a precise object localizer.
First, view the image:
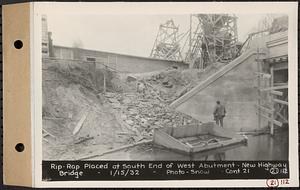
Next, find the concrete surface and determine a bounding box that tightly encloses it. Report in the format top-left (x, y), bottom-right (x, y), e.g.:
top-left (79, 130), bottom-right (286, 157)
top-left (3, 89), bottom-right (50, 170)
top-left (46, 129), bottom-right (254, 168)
top-left (171, 31), bottom-right (288, 132)
top-left (175, 53), bottom-right (266, 131)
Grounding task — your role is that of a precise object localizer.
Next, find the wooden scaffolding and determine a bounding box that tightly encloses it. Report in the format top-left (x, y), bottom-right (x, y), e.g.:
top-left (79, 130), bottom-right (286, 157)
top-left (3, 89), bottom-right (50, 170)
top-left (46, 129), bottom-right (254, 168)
top-left (150, 19), bottom-right (183, 61)
top-left (256, 54), bottom-right (288, 135)
top-left (186, 14), bottom-right (239, 69)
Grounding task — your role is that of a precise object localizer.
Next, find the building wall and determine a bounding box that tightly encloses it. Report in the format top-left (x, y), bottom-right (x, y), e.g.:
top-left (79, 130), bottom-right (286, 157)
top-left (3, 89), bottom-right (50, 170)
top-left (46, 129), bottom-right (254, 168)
top-left (266, 31), bottom-right (288, 58)
top-left (41, 15), bottom-right (49, 57)
top-left (53, 46), bottom-right (188, 73)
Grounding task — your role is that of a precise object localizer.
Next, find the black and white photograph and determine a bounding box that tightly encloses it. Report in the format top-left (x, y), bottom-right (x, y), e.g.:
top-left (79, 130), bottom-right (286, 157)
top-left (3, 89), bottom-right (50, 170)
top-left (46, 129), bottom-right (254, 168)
top-left (42, 12), bottom-right (289, 161)
top-left (2, 1), bottom-right (298, 188)
top-left (30, 2), bottom-right (298, 187)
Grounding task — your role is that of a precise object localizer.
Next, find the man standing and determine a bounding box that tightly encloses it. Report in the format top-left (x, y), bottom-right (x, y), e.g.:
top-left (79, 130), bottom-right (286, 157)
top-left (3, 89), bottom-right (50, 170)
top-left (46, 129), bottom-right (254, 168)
top-left (213, 100), bottom-right (226, 127)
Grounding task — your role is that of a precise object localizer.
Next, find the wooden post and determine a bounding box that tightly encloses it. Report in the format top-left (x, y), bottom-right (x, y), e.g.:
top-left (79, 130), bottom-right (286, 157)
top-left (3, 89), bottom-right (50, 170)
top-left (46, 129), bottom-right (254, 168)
top-left (188, 14), bottom-right (192, 68)
top-left (115, 56), bottom-right (118, 71)
top-left (180, 115), bottom-right (184, 125)
top-left (93, 61), bottom-right (98, 91)
top-left (257, 49), bottom-right (261, 129)
top-left (270, 66), bottom-right (274, 136)
top-left (103, 65), bottom-right (107, 94)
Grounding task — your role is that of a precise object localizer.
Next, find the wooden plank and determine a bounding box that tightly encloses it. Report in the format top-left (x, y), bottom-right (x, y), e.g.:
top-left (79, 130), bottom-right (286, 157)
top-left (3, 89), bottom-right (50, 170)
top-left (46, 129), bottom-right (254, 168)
top-left (78, 139), bottom-right (152, 160)
top-left (42, 129), bottom-right (56, 138)
top-left (178, 136), bottom-right (199, 143)
top-left (275, 111), bottom-right (288, 123)
top-left (274, 82), bottom-right (288, 86)
top-left (170, 50), bottom-right (260, 109)
top-left (43, 116), bottom-right (66, 120)
top-left (172, 123), bottom-right (211, 138)
top-left (257, 111), bottom-right (283, 127)
top-left (260, 85), bottom-right (288, 91)
top-left (273, 99), bottom-right (288, 106)
top-left (237, 130), bottom-right (269, 135)
top-left (153, 129), bottom-right (190, 153)
top-left (270, 66), bottom-right (275, 135)
top-left (273, 66), bottom-right (288, 71)
top-left (172, 125), bottom-right (198, 138)
top-left (257, 53), bottom-right (262, 129)
top-left (74, 137), bottom-right (94, 144)
top-left (72, 112), bottom-right (89, 135)
top-left (143, 81), bottom-right (164, 101)
top-left (255, 104), bottom-right (273, 114)
top-left (255, 72), bottom-right (271, 78)
top-left (103, 66), bottom-right (107, 93)
top-left (192, 137), bottom-right (246, 153)
top-left (270, 90), bottom-right (283, 96)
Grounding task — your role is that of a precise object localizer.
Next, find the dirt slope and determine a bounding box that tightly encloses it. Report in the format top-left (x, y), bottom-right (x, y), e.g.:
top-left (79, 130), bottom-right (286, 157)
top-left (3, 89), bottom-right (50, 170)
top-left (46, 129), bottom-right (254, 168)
top-left (42, 60), bottom-right (199, 160)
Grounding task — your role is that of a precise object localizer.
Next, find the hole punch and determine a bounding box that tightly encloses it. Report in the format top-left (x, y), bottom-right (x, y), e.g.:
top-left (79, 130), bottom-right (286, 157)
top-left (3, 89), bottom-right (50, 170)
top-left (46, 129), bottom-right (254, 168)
top-left (15, 143), bottom-right (25, 152)
top-left (14, 40), bottom-right (23, 49)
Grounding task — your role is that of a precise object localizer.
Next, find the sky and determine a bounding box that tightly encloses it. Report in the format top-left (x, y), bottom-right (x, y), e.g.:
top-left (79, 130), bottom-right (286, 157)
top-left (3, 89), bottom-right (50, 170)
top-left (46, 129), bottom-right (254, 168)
top-left (46, 13), bottom-right (273, 57)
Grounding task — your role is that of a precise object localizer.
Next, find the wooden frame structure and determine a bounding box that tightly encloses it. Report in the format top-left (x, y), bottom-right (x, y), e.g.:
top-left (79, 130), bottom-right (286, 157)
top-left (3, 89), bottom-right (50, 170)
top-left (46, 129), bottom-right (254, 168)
top-left (186, 14), bottom-right (239, 69)
top-left (257, 55), bottom-right (288, 135)
top-left (150, 19), bottom-right (183, 61)
top-left (153, 122), bottom-right (247, 154)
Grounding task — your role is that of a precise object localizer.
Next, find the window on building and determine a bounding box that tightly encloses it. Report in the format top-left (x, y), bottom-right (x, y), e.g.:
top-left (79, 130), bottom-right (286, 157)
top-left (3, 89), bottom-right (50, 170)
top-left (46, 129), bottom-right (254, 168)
top-left (86, 57), bottom-right (96, 62)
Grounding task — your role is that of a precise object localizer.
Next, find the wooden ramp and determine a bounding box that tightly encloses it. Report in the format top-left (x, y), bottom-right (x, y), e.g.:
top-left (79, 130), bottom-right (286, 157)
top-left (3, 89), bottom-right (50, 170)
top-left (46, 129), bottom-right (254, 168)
top-left (153, 122), bottom-right (247, 154)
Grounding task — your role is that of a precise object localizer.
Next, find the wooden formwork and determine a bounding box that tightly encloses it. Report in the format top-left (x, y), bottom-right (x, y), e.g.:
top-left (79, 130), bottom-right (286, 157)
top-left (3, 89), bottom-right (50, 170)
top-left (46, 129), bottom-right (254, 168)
top-left (258, 54), bottom-right (288, 135)
top-left (153, 122), bottom-right (247, 154)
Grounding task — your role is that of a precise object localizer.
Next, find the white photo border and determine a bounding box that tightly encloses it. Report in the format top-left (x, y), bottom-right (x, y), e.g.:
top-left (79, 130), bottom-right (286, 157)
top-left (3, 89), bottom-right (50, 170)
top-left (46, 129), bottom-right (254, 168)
top-left (31, 2), bottom-right (298, 188)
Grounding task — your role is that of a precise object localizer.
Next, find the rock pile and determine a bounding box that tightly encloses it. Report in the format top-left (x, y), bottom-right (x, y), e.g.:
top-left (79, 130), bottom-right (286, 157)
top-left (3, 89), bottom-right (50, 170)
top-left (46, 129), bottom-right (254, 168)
top-left (103, 89), bottom-right (199, 141)
top-left (142, 66), bottom-right (227, 102)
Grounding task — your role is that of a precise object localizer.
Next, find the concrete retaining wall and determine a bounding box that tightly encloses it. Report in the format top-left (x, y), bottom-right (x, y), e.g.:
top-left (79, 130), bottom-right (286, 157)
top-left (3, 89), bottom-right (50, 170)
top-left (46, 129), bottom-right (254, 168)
top-left (172, 31), bottom-right (288, 132)
top-left (175, 54), bottom-right (268, 131)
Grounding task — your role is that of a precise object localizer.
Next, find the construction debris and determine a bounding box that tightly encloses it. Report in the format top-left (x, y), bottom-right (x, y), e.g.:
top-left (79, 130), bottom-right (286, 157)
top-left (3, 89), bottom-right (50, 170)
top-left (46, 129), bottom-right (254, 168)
top-left (74, 136), bottom-right (94, 144)
top-left (102, 89), bottom-right (199, 138)
top-left (139, 63), bottom-right (226, 102)
top-left (42, 60), bottom-right (202, 160)
top-left (72, 111), bottom-right (89, 135)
